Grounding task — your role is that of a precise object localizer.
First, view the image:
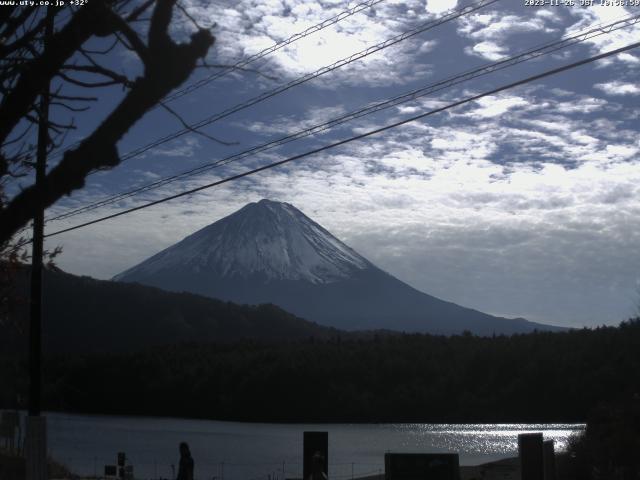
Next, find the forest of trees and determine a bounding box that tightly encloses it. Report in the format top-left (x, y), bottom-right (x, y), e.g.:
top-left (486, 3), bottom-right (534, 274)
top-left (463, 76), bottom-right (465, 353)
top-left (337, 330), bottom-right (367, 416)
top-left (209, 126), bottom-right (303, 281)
top-left (2, 318), bottom-right (638, 423)
top-left (1, 267), bottom-right (340, 356)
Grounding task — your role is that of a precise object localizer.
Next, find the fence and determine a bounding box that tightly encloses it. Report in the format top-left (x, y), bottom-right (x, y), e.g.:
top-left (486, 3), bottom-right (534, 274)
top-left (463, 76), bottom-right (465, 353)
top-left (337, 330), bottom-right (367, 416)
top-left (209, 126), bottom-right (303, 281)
top-left (50, 457), bottom-right (384, 480)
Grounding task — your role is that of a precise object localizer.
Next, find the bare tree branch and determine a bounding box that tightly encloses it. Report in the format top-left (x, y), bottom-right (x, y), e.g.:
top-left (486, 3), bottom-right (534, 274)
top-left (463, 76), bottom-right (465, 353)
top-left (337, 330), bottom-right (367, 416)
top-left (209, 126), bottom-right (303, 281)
top-left (126, 0), bottom-right (156, 22)
top-left (57, 70), bottom-right (130, 89)
top-left (0, 1), bottom-right (118, 147)
top-left (0, 12), bottom-right (50, 58)
top-left (0, 0), bottom-right (215, 243)
top-left (51, 102), bottom-right (91, 113)
top-left (159, 100), bottom-right (237, 146)
top-left (176, 2), bottom-right (205, 31)
top-left (50, 93), bottom-right (99, 102)
top-left (80, 38), bottom-right (120, 56)
top-left (109, 13), bottom-right (149, 62)
top-left (61, 63), bottom-right (133, 88)
top-left (0, 7), bottom-right (37, 42)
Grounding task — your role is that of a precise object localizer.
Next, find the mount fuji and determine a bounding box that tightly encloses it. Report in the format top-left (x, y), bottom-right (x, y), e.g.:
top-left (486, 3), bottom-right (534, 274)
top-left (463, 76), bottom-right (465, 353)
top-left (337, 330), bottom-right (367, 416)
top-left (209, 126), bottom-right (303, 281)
top-left (114, 199), bottom-right (563, 335)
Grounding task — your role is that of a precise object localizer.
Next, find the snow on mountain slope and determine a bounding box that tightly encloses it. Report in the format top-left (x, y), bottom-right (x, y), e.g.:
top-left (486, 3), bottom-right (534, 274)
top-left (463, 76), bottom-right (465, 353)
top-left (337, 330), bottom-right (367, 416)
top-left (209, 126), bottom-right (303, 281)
top-left (114, 199), bottom-right (371, 284)
top-left (114, 199), bottom-right (566, 335)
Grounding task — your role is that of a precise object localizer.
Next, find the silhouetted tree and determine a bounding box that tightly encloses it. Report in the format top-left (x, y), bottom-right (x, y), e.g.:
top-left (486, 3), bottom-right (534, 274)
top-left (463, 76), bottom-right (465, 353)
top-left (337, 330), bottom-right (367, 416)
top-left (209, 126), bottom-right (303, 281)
top-left (28, 317), bottom-right (640, 423)
top-left (0, 0), bottom-right (215, 245)
top-left (562, 396), bottom-right (640, 479)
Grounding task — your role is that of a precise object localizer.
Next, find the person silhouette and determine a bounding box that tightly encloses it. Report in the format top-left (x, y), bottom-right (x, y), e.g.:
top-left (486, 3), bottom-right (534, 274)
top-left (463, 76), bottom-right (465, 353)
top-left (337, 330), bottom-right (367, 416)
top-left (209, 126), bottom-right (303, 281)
top-left (176, 442), bottom-right (194, 480)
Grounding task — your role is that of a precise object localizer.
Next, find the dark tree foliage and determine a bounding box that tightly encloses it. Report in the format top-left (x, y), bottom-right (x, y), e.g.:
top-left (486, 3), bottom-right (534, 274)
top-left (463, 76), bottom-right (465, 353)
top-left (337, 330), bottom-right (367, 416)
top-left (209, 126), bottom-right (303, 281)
top-left (560, 397), bottom-right (640, 480)
top-left (9, 318), bottom-right (636, 423)
top-left (1, 267), bottom-right (339, 356)
top-left (0, 2), bottom-right (216, 385)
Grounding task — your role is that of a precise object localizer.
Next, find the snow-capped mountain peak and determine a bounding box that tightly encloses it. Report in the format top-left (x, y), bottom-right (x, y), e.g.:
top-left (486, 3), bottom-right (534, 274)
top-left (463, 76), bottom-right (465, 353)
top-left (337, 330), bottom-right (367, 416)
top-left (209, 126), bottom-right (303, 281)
top-left (114, 199), bottom-right (565, 335)
top-left (114, 199), bottom-right (371, 284)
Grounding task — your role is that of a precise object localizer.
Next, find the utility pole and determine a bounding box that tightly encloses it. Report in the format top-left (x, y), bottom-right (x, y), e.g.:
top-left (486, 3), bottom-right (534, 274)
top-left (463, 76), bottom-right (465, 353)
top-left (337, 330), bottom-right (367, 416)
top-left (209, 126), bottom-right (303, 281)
top-left (26, 7), bottom-right (53, 480)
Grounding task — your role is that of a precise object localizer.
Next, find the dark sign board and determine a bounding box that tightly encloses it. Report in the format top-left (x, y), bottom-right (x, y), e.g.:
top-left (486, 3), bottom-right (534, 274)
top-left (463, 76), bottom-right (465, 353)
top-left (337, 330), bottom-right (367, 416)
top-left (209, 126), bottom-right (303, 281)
top-left (518, 433), bottom-right (544, 480)
top-left (385, 453), bottom-right (460, 480)
top-left (105, 465), bottom-right (117, 477)
top-left (303, 431), bottom-right (328, 480)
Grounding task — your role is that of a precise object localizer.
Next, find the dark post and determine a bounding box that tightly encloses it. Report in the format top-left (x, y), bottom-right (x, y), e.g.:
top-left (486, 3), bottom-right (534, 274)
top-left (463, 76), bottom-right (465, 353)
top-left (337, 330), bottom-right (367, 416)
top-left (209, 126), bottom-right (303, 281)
top-left (118, 451), bottom-right (126, 479)
top-left (303, 431), bottom-right (328, 480)
top-left (518, 433), bottom-right (544, 480)
top-left (543, 440), bottom-right (556, 480)
top-left (28, 5), bottom-right (53, 419)
top-left (26, 8), bottom-right (53, 480)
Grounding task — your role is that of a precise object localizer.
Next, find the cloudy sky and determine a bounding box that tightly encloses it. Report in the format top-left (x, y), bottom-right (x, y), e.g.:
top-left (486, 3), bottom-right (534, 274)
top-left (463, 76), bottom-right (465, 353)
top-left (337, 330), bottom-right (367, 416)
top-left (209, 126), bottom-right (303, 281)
top-left (30, 0), bottom-right (640, 328)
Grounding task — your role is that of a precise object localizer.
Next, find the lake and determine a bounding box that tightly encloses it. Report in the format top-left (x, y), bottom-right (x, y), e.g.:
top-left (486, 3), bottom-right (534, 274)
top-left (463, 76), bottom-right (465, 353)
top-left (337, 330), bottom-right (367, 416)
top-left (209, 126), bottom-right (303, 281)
top-left (34, 412), bottom-right (584, 480)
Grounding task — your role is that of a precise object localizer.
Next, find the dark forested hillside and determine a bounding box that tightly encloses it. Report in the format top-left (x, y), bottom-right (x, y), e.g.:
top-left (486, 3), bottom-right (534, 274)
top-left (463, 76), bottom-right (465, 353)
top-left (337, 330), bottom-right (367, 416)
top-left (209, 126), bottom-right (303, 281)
top-left (33, 319), bottom-right (640, 423)
top-left (0, 267), bottom-right (339, 408)
top-left (3, 267), bottom-right (339, 355)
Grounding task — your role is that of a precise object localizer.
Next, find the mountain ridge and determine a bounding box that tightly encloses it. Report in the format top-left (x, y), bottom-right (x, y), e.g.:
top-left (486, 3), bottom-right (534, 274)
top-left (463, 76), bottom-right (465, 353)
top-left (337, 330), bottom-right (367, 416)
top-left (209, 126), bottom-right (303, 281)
top-left (114, 199), bottom-right (565, 335)
top-left (2, 266), bottom-right (341, 355)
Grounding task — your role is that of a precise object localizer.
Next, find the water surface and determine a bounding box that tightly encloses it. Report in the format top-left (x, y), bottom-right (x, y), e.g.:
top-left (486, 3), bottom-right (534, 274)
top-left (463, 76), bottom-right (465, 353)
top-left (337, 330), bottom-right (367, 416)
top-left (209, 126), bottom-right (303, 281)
top-left (41, 412), bottom-right (583, 480)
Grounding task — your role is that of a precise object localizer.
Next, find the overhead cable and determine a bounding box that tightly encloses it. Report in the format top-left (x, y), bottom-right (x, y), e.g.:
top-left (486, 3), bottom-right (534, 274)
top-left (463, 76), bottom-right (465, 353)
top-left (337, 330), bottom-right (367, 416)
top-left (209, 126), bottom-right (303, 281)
top-left (37, 39), bottom-right (640, 241)
top-left (87, 0), bottom-right (501, 168)
top-left (163, 0), bottom-right (389, 103)
top-left (46, 12), bottom-right (640, 223)
top-left (43, 0), bottom-right (388, 162)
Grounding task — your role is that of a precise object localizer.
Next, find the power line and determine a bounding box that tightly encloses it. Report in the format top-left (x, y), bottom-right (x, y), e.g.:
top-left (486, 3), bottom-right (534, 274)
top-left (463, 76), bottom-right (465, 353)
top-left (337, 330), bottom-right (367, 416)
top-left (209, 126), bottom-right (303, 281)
top-left (163, 0), bottom-right (389, 103)
top-left (39, 40), bottom-right (640, 241)
top-left (50, 12), bottom-right (640, 220)
top-left (86, 0), bottom-right (501, 168)
top-left (46, 12), bottom-right (640, 223)
top-left (27, 0), bottom-right (498, 179)
top-left (43, 0), bottom-right (387, 163)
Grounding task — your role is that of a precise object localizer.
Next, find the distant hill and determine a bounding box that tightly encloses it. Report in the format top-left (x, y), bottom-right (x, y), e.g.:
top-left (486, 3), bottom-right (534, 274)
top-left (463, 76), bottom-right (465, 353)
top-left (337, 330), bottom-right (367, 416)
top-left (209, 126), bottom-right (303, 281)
top-left (115, 199), bottom-right (565, 335)
top-left (4, 267), bottom-right (339, 354)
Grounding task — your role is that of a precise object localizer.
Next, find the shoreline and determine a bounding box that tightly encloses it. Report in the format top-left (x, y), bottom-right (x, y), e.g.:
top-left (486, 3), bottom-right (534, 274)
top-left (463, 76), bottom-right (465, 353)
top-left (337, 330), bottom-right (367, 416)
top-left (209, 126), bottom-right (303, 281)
top-left (358, 457), bottom-right (521, 480)
top-left (1, 407), bottom-right (588, 426)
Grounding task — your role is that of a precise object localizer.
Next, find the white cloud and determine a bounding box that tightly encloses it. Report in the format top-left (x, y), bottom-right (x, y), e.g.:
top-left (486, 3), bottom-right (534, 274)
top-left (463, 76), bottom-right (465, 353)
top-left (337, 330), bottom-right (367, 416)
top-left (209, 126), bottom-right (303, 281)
top-left (458, 11), bottom-right (555, 60)
top-left (237, 105), bottom-right (348, 136)
top-left (465, 95), bottom-right (532, 118)
top-left (459, 14), bottom-right (550, 40)
top-left (565, 5), bottom-right (640, 66)
top-left (465, 41), bottom-right (506, 61)
top-left (147, 137), bottom-right (201, 158)
top-left (618, 53), bottom-right (640, 64)
top-left (535, 9), bottom-right (563, 23)
top-left (181, 0), bottom-right (434, 87)
top-left (425, 0), bottom-right (458, 15)
top-left (418, 40), bottom-right (438, 53)
top-left (594, 81), bottom-right (640, 96)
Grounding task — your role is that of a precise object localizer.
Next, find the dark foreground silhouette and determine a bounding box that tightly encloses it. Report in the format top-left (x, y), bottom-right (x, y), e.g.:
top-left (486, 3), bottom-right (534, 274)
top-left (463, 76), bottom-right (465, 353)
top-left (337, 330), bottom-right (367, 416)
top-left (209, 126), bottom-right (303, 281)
top-left (558, 398), bottom-right (640, 479)
top-left (1, 319), bottom-right (638, 423)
